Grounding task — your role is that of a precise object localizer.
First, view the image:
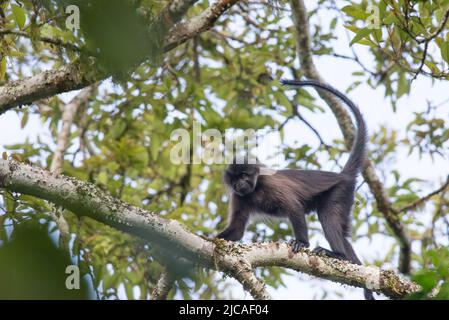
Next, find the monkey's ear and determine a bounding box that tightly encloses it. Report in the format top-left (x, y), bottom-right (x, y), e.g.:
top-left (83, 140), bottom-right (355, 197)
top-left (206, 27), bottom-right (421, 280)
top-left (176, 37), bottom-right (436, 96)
top-left (259, 167), bottom-right (277, 176)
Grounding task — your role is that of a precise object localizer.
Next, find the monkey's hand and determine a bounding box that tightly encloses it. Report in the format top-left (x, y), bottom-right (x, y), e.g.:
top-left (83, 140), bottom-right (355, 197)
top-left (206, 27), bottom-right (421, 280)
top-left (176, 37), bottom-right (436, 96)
top-left (289, 239), bottom-right (309, 253)
top-left (216, 228), bottom-right (241, 241)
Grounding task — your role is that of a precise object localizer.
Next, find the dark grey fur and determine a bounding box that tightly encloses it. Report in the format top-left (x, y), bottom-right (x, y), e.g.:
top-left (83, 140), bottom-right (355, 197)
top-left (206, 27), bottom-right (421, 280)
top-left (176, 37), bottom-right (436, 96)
top-left (216, 79), bottom-right (374, 300)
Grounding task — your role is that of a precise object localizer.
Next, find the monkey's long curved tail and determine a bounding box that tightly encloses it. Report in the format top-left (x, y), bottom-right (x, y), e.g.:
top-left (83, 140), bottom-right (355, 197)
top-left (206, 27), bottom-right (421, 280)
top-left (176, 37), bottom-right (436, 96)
top-left (281, 80), bottom-right (374, 300)
top-left (280, 79), bottom-right (367, 177)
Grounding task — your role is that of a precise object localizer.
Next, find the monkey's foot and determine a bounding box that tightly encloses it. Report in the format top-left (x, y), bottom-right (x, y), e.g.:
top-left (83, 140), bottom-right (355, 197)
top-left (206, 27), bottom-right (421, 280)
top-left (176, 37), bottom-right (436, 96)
top-left (289, 239), bottom-right (309, 253)
top-left (215, 232), bottom-right (227, 240)
top-left (312, 246), bottom-right (345, 260)
top-left (216, 229), bottom-right (231, 240)
top-left (364, 289), bottom-right (375, 300)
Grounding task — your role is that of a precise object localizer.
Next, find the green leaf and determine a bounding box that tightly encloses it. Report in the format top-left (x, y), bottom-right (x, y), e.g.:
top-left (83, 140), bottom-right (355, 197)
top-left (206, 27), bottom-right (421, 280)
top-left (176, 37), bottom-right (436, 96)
top-left (7, 51), bottom-right (25, 58)
top-left (413, 271), bottom-right (437, 292)
top-left (11, 4), bottom-right (26, 29)
top-left (3, 193), bottom-right (16, 213)
top-left (350, 28), bottom-right (372, 46)
top-left (341, 5), bottom-right (369, 20)
top-left (150, 136), bottom-right (160, 161)
top-left (102, 272), bottom-right (116, 291)
top-left (397, 73), bottom-right (409, 98)
top-left (21, 111), bottom-right (29, 129)
top-left (274, 91), bottom-right (292, 112)
top-left (383, 13), bottom-right (397, 25)
top-left (437, 39), bottom-right (449, 64)
top-left (111, 120), bottom-right (127, 139)
top-left (355, 39), bottom-right (377, 47)
top-left (373, 28), bottom-right (382, 43)
top-left (436, 282), bottom-right (449, 299)
top-left (424, 60), bottom-right (440, 74)
top-left (97, 171), bottom-right (108, 185)
top-left (343, 25), bottom-right (359, 33)
top-left (126, 270), bottom-right (142, 285)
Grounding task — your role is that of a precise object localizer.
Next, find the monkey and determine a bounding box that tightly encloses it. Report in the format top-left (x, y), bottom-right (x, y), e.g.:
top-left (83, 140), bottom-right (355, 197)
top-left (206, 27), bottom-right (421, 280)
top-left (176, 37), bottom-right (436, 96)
top-left (216, 79), bottom-right (375, 300)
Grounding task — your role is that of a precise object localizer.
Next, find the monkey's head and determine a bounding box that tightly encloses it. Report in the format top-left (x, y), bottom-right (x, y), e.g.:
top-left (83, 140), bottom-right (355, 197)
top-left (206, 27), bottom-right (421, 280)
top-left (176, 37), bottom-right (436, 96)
top-left (224, 161), bottom-right (261, 197)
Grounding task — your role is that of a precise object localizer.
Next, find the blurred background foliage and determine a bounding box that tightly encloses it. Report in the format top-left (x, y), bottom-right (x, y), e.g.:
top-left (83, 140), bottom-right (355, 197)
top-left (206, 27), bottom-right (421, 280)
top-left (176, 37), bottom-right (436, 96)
top-left (0, 0), bottom-right (448, 299)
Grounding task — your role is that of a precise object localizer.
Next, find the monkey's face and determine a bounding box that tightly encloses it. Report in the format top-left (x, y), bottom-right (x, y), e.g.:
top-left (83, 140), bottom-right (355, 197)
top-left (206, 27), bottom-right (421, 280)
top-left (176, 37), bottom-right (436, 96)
top-left (224, 164), bottom-right (259, 196)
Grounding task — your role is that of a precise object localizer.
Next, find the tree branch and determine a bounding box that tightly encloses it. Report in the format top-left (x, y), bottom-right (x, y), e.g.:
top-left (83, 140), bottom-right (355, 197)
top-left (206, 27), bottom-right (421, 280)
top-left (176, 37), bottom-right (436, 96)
top-left (0, 160), bottom-right (419, 299)
top-left (0, 0), bottom-right (238, 115)
top-left (50, 86), bottom-right (95, 174)
top-left (289, 0), bottom-right (412, 274)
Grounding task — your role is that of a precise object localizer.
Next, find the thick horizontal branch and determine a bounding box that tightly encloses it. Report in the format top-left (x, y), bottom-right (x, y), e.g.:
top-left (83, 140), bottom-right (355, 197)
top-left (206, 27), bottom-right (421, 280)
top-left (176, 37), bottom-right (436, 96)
top-left (0, 160), bottom-right (215, 264)
top-left (245, 242), bottom-right (418, 299)
top-left (0, 160), bottom-right (419, 299)
top-left (0, 0), bottom-right (237, 115)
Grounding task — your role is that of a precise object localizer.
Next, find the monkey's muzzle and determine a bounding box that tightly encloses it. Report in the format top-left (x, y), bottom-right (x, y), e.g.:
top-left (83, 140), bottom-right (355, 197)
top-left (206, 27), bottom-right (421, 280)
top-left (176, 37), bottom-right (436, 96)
top-left (233, 182), bottom-right (253, 196)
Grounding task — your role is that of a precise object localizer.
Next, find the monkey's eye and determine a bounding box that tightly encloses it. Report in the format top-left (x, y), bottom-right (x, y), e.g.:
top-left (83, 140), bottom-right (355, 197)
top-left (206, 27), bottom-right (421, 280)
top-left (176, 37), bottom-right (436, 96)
top-left (241, 172), bottom-right (248, 178)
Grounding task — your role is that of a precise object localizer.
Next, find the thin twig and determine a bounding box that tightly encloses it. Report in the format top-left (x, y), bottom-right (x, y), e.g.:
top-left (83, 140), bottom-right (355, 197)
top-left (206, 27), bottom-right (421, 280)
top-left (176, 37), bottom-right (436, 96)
top-left (397, 175), bottom-right (449, 213)
top-left (0, 28), bottom-right (83, 52)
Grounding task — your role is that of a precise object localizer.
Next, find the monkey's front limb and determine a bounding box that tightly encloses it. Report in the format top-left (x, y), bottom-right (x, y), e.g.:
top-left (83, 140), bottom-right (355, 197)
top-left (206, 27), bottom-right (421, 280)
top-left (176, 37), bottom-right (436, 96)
top-left (216, 227), bottom-right (244, 241)
top-left (216, 210), bottom-right (249, 241)
top-left (288, 211), bottom-right (310, 253)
